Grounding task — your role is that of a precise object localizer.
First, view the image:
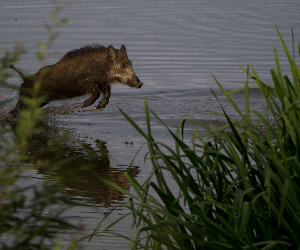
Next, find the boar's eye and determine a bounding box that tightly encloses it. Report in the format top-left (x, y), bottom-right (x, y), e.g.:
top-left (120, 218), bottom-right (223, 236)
top-left (121, 63), bottom-right (126, 69)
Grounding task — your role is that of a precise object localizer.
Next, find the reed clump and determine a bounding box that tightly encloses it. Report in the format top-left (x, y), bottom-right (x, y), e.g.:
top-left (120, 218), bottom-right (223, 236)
top-left (93, 25), bottom-right (300, 250)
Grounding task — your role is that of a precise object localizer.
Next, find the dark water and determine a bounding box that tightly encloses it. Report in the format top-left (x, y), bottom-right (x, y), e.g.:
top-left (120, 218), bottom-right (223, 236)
top-left (1, 0), bottom-right (300, 248)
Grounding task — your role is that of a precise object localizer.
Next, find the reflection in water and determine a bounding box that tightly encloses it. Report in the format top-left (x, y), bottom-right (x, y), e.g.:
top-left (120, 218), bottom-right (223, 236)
top-left (5, 121), bottom-right (139, 208)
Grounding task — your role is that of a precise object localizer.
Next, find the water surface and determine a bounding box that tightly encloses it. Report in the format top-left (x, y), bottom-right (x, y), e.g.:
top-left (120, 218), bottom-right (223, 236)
top-left (1, 0), bottom-right (300, 248)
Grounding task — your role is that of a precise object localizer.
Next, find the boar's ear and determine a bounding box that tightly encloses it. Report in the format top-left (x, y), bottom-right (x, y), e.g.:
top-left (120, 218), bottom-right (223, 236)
top-left (108, 45), bottom-right (116, 60)
top-left (120, 45), bottom-right (127, 53)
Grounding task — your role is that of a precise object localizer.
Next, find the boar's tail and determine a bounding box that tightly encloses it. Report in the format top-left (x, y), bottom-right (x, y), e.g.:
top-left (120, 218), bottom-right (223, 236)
top-left (9, 64), bottom-right (26, 80)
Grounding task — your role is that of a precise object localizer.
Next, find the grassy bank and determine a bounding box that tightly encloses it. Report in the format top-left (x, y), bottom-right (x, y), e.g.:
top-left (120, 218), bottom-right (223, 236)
top-left (93, 26), bottom-right (300, 250)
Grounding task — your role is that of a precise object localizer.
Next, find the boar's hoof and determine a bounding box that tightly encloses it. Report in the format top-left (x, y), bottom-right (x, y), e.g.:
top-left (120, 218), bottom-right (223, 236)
top-left (96, 103), bottom-right (108, 110)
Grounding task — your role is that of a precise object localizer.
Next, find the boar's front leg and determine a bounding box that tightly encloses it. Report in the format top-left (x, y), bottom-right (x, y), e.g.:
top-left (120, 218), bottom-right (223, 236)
top-left (96, 86), bottom-right (111, 110)
top-left (82, 89), bottom-right (101, 108)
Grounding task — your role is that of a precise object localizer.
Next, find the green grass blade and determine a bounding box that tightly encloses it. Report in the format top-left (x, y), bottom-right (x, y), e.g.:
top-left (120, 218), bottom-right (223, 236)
top-left (213, 75), bottom-right (244, 119)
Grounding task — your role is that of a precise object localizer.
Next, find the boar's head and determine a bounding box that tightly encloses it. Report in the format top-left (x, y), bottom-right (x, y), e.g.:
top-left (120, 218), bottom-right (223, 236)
top-left (108, 45), bottom-right (143, 89)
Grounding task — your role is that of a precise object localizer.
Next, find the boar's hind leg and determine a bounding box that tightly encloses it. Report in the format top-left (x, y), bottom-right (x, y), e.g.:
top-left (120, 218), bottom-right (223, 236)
top-left (9, 99), bottom-right (27, 118)
top-left (40, 100), bottom-right (50, 107)
top-left (82, 91), bottom-right (101, 108)
top-left (96, 86), bottom-right (111, 110)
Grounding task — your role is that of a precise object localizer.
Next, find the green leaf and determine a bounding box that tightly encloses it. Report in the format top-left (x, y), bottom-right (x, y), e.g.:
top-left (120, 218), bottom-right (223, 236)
top-left (37, 42), bottom-right (46, 51)
top-left (35, 51), bottom-right (44, 61)
top-left (58, 17), bottom-right (69, 25)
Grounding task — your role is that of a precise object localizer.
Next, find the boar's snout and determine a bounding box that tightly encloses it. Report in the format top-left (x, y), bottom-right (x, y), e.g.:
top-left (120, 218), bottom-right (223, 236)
top-left (135, 80), bottom-right (143, 89)
top-left (128, 74), bottom-right (143, 89)
top-left (137, 82), bottom-right (143, 88)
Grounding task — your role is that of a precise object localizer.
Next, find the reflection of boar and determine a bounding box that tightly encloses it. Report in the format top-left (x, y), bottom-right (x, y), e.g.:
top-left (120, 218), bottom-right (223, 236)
top-left (22, 126), bottom-right (140, 207)
top-left (9, 45), bottom-right (143, 117)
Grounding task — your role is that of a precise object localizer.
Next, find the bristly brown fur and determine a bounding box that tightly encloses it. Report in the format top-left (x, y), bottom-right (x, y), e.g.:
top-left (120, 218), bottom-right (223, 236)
top-left (62, 44), bottom-right (106, 60)
top-left (9, 44), bottom-right (143, 118)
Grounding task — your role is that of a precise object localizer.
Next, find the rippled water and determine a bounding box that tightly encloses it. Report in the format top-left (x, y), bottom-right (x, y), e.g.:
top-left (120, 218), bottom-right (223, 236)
top-left (1, 0), bottom-right (300, 248)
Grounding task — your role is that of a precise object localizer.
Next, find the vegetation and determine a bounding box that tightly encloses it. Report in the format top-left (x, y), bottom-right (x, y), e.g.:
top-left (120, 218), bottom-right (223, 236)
top-left (2, 1), bottom-right (300, 249)
top-left (0, 1), bottom-right (82, 249)
top-left (92, 26), bottom-right (300, 249)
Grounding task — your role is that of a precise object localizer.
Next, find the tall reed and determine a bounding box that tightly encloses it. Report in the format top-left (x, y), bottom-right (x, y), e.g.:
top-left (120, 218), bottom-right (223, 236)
top-left (92, 25), bottom-right (300, 250)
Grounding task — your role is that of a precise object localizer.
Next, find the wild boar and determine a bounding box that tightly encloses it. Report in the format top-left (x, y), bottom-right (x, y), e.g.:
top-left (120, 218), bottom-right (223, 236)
top-left (9, 44), bottom-right (143, 117)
